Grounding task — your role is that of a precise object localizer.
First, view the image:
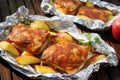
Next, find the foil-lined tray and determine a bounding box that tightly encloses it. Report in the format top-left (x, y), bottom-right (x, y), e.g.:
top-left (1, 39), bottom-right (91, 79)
top-left (0, 6), bottom-right (118, 80)
top-left (41, 0), bottom-right (120, 30)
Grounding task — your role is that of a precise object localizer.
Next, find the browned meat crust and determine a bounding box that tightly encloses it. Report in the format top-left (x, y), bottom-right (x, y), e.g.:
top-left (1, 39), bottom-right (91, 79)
top-left (6, 26), bottom-right (50, 56)
top-left (41, 41), bottom-right (90, 74)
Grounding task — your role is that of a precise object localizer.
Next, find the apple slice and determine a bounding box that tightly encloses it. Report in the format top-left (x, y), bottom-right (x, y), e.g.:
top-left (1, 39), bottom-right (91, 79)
top-left (89, 54), bottom-right (106, 64)
top-left (21, 51), bottom-right (33, 56)
top-left (17, 23), bottom-right (26, 26)
top-left (49, 31), bottom-right (57, 37)
top-left (77, 15), bottom-right (90, 20)
top-left (35, 65), bottom-right (57, 73)
top-left (86, 1), bottom-right (94, 7)
top-left (55, 32), bottom-right (74, 43)
top-left (104, 10), bottom-right (113, 15)
top-left (16, 51), bottom-right (40, 65)
top-left (56, 8), bottom-right (66, 14)
top-left (30, 20), bottom-right (50, 31)
top-left (49, 0), bottom-right (54, 6)
top-left (104, 10), bottom-right (114, 21)
top-left (0, 41), bottom-right (20, 57)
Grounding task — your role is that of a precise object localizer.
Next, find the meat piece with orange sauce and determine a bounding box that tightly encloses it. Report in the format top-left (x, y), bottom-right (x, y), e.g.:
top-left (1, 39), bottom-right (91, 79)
top-left (41, 41), bottom-right (90, 74)
top-left (77, 6), bottom-right (109, 22)
top-left (6, 26), bottom-right (50, 56)
top-left (54, 0), bottom-right (82, 15)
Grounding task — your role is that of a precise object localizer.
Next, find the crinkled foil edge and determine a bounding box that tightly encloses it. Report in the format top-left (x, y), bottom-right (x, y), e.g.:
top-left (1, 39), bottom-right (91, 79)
top-left (41, 0), bottom-right (120, 30)
top-left (0, 6), bottom-right (118, 80)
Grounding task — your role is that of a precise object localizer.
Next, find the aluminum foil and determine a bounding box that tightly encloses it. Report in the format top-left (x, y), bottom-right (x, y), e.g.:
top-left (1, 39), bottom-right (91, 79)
top-left (0, 6), bottom-right (118, 80)
top-left (41, 0), bottom-right (120, 30)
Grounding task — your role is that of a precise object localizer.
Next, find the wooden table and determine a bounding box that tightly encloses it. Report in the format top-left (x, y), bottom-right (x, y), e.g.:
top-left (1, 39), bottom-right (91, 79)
top-left (0, 0), bottom-right (120, 80)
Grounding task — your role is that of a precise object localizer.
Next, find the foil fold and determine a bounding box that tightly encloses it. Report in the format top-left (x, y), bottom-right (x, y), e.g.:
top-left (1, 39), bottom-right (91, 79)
top-left (0, 6), bottom-right (118, 80)
top-left (41, 0), bottom-right (120, 30)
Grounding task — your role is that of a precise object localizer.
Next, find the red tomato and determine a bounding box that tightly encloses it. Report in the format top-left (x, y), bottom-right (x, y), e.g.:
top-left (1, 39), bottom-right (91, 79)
top-left (112, 17), bottom-right (120, 42)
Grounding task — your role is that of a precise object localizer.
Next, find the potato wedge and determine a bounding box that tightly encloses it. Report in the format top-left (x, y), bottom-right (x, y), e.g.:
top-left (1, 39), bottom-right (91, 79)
top-left (30, 20), bottom-right (50, 31)
top-left (16, 51), bottom-right (40, 65)
top-left (35, 65), bottom-right (57, 73)
top-left (0, 41), bottom-right (20, 57)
